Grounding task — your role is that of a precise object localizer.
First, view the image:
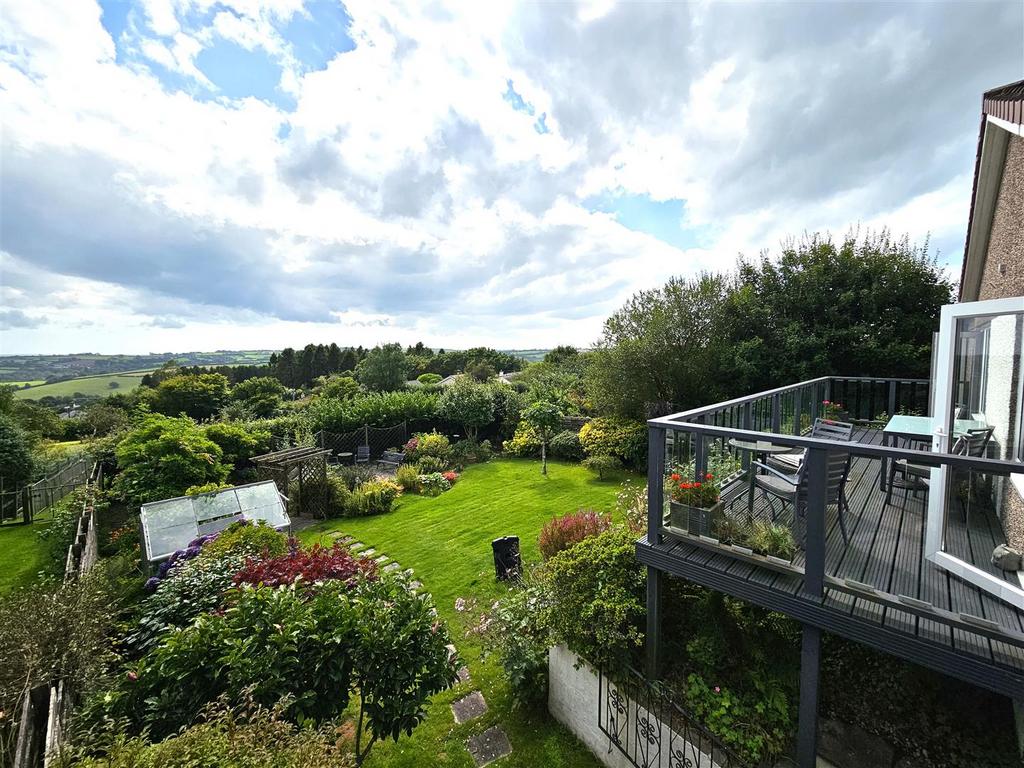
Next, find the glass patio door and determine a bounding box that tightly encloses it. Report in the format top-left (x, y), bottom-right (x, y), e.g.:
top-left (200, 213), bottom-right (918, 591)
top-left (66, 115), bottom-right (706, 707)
top-left (926, 296), bottom-right (1024, 609)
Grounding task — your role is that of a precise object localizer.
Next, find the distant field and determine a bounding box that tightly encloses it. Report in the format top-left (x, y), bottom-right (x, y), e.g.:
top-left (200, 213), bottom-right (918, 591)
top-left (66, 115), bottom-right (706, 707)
top-left (14, 370), bottom-right (152, 399)
top-left (4, 380), bottom-right (46, 388)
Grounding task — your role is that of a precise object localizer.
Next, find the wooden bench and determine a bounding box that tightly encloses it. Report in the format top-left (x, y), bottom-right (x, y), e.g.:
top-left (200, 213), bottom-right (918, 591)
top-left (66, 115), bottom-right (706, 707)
top-left (377, 451), bottom-right (406, 470)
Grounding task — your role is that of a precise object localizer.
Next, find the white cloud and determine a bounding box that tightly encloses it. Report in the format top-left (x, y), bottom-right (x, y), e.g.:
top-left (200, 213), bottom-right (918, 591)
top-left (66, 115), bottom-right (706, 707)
top-left (0, 0), bottom-right (1020, 354)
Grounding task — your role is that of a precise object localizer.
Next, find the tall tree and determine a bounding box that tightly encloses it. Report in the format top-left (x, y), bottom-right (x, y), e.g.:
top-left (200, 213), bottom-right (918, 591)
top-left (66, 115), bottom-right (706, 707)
top-left (355, 344), bottom-right (410, 392)
top-left (522, 401), bottom-right (563, 476)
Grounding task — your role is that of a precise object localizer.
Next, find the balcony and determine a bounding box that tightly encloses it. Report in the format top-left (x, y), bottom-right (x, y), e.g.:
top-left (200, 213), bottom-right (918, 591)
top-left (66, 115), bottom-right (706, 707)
top-left (639, 375), bottom-right (1024, 699)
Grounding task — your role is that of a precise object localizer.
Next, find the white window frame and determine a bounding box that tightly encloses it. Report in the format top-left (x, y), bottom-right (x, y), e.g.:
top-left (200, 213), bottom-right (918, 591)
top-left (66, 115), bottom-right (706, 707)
top-left (926, 296), bottom-right (1024, 609)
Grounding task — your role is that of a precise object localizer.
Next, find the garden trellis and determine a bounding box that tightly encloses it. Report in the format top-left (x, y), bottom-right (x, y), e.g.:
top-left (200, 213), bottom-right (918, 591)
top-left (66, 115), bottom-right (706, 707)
top-left (253, 445), bottom-right (330, 519)
top-left (139, 480), bottom-right (289, 564)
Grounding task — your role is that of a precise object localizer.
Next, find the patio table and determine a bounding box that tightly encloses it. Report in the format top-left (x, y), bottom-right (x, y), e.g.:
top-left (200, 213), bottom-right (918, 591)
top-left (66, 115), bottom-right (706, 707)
top-left (727, 438), bottom-right (793, 516)
top-left (879, 415), bottom-right (989, 491)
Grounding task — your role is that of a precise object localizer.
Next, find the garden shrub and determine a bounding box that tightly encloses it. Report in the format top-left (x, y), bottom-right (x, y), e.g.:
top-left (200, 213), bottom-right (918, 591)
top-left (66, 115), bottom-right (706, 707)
top-left (474, 580), bottom-right (549, 708)
top-left (324, 473), bottom-right (351, 517)
top-left (538, 510), bottom-right (611, 560)
top-left (747, 520), bottom-right (796, 560)
top-left (616, 480), bottom-right (647, 534)
top-left (417, 472), bottom-right (451, 497)
top-left (331, 464), bottom-right (377, 491)
top-left (416, 455), bottom-right (447, 474)
top-left (395, 463), bottom-right (420, 492)
top-left (437, 377), bottom-right (495, 440)
top-left (502, 421), bottom-right (541, 457)
top-left (548, 429), bottom-right (584, 461)
top-left (404, 431), bottom-right (452, 464)
top-left (72, 695), bottom-right (355, 768)
top-left (450, 438), bottom-right (492, 467)
top-left (540, 526), bottom-right (645, 674)
top-left (417, 373), bottom-right (442, 386)
top-left (233, 543), bottom-right (377, 589)
top-left (38, 486), bottom-right (101, 564)
top-left (578, 417), bottom-right (647, 468)
top-left (582, 454), bottom-right (622, 480)
top-left (343, 479), bottom-right (400, 517)
top-left (184, 481), bottom-right (231, 496)
top-left (129, 552), bottom-right (249, 656)
top-left (199, 521), bottom-right (289, 562)
top-left (112, 574), bottom-right (458, 758)
top-left (203, 421), bottom-right (271, 470)
top-left (303, 390), bottom-right (438, 433)
top-left (113, 414), bottom-right (230, 503)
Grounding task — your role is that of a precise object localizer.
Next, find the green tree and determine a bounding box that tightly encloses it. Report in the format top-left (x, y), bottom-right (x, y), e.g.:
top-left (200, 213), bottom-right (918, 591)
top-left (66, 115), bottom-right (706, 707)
top-left (317, 374), bottom-right (361, 400)
top-left (522, 400), bottom-right (563, 476)
top-left (465, 360), bottom-right (496, 382)
top-left (113, 414), bottom-right (230, 502)
top-left (587, 273), bottom-right (731, 418)
top-left (355, 344), bottom-right (410, 392)
top-left (153, 373), bottom-right (231, 421)
top-left (723, 231), bottom-right (953, 392)
top-left (231, 376), bottom-right (285, 418)
top-left (437, 377), bottom-right (495, 440)
top-left (204, 422), bottom-right (272, 470)
top-left (544, 345), bottom-right (579, 366)
top-left (0, 413), bottom-right (34, 487)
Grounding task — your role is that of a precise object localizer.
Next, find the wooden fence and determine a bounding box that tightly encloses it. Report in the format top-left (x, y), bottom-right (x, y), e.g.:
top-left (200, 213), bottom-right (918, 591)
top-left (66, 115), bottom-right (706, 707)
top-left (11, 464), bottom-right (100, 768)
top-left (0, 457), bottom-right (92, 525)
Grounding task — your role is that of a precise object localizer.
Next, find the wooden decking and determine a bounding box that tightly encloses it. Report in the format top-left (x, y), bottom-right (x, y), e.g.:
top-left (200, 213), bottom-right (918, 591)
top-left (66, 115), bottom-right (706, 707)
top-left (638, 428), bottom-right (1024, 698)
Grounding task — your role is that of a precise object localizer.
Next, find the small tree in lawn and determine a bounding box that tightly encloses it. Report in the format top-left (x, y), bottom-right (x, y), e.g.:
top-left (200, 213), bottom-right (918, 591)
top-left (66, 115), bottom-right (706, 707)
top-left (522, 400), bottom-right (563, 476)
top-left (437, 376), bottom-right (495, 441)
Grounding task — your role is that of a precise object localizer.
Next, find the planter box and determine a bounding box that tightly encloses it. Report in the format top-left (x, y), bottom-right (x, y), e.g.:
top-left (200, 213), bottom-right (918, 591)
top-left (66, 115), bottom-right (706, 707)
top-left (668, 500), bottom-right (722, 536)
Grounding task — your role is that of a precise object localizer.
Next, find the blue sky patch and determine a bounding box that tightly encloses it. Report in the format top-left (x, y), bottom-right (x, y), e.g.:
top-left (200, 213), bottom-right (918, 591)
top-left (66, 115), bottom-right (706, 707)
top-left (533, 113), bottom-right (549, 134)
top-left (503, 79), bottom-right (534, 116)
top-left (285, 0), bottom-right (355, 72)
top-left (196, 39), bottom-right (294, 109)
top-left (98, 0), bottom-right (131, 59)
top-left (585, 192), bottom-right (700, 251)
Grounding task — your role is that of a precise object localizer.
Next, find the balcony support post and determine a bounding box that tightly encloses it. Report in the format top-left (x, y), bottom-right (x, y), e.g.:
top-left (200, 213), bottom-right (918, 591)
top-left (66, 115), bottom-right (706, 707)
top-left (647, 425), bottom-right (665, 546)
top-left (646, 567), bottom-right (662, 678)
top-left (793, 389), bottom-right (803, 435)
top-left (888, 379), bottom-right (897, 418)
top-left (771, 393), bottom-right (782, 434)
top-left (741, 404), bottom-right (752, 471)
top-left (694, 416), bottom-right (707, 483)
top-left (797, 623), bottom-right (822, 768)
top-left (804, 446), bottom-right (827, 598)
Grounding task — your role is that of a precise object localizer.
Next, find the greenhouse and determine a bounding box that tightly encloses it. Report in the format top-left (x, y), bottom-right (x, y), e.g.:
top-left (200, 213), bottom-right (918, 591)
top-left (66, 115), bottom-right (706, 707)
top-left (139, 480), bottom-right (290, 563)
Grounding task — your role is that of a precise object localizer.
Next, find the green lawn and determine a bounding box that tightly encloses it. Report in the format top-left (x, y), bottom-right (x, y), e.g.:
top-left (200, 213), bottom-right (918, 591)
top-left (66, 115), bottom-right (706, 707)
top-left (0, 517), bottom-right (53, 593)
top-left (300, 458), bottom-right (632, 768)
top-left (14, 370), bottom-right (152, 399)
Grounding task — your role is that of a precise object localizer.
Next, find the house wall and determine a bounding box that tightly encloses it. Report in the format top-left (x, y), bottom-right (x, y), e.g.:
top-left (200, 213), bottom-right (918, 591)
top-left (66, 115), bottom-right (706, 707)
top-left (977, 132), bottom-right (1024, 553)
top-left (978, 133), bottom-right (1024, 302)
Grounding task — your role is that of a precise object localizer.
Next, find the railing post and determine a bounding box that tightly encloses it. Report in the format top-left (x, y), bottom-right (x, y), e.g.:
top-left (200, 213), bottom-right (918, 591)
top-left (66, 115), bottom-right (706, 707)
top-left (803, 446), bottom-right (827, 598)
top-left (888, 379), bottom-right (897, 418)
top-left (741, 404), bottom-right (752, 471)
top-left (646, 567), bottom-right (662, 679)
top-left (771, 393), bottom-right (781, 434)
top-left (647, 425), bottom-right (665, 545)
top-left (793, 389), bottom-right (802, 435)
top-left (694, 417), bottom-right (707, 482)
top-left (797, 624), bottom-right (822, 768)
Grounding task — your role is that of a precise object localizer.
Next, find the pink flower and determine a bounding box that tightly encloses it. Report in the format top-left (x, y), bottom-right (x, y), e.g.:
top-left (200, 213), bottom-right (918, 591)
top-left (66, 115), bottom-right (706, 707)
top-left (127, 671), bottom-right (138, 682)
top-left (714, 686), bottom-right (720, 693)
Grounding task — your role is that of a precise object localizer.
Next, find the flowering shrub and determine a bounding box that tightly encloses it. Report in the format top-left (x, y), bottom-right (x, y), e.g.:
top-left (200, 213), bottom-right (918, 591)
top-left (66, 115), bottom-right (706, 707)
top-left (442, 470), bottom-right (459, 485)
top-left (395, 463), bottom-right (420, 492)
top-left (502, 421), bottom-right (541, 457)
top-left (418, 472), bottom-right (451, 497)
top-left (578, 417), bottom-right (647, 467)
top-left (343, 478), bottom-right (400, 516)
top-left (233, 542), bottom-right (377, 588)
top-left (416, 455), bottom-right (447, 474)
top-left (199, 520), bottom-right (289, 562)
top-left (538, 510), bottom-right (612, 560)
top-left (669, 472), bottom-right (720, 508)
top-left (404, 431), bottom-right (452, 464)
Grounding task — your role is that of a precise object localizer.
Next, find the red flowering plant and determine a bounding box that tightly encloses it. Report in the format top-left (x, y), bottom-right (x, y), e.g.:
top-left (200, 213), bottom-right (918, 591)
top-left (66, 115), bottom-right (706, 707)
top-left (669, 471), bottom-right (721, 509)
top-left (538, 509), bottom-right (612, 559)
top-left (233, 542), bottom-right (378, 589)
top-left (821, 400), bottom-right (845, 420)
top-left (442, 470), bottom-right (459, 484)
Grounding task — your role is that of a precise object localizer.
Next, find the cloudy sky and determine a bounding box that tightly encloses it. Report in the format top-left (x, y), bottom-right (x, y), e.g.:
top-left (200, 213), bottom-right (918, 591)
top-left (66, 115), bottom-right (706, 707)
top-left (1, 0), bottom-right (1021, 355)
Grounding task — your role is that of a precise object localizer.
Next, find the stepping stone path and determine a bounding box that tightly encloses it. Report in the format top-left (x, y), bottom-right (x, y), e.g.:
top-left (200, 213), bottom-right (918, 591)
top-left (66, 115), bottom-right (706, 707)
top-left (331, 536), bottom-right (510, 765)
top-left (451, 691), bottom-right (487, 724)
top-left (467, 726), bottom-right (512, 767)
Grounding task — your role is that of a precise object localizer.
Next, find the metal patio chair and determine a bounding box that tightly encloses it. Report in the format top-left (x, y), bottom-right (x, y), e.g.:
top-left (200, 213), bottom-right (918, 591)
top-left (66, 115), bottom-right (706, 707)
top-left (753, 448), bottom-right (853, 543)
top-left (767, 418), bottom-right (854, 474)
top-left (355, 445), bottom-right (371, 465)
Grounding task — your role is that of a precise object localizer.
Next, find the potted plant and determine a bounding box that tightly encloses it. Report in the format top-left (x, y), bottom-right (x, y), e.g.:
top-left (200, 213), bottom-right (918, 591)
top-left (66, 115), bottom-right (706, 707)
top-left (667, 471), bottom-right (722, 534)
top-left (822, 399), bottom-right (850, 422)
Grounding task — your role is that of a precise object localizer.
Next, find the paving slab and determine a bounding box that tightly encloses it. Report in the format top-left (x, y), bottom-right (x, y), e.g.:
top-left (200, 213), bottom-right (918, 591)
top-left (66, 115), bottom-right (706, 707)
top-left (374, 555), bottom-right (389, 563)
top-left (466, 726), bottom-right (511, 767)
top-left (384, 562), bottom-right (401, 572)
top-left (451, 691), bottom-right (487, 724)
top-left (360, 548), bottom-right (376, 557)
top-left (457, 666), bottom-right (471, 684)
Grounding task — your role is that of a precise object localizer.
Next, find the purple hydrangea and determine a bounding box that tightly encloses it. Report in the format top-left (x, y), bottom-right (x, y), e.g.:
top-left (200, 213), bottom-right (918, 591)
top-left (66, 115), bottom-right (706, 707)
top-left (157, 560), bottom-right (172, 578)
top-left (144, 576), bottom-right (160, 593)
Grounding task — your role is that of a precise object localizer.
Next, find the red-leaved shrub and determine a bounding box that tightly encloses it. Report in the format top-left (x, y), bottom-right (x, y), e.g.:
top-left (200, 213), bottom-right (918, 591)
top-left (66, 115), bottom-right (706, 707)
top-left (538, 509), bottom-right (612, 560)
top-left (233, 543), bottom-right (377, 588)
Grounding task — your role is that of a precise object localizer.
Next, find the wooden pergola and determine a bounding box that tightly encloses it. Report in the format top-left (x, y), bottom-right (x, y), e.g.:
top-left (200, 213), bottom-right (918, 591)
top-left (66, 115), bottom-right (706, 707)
top-left (253, 445), bottom-right (331, 519)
